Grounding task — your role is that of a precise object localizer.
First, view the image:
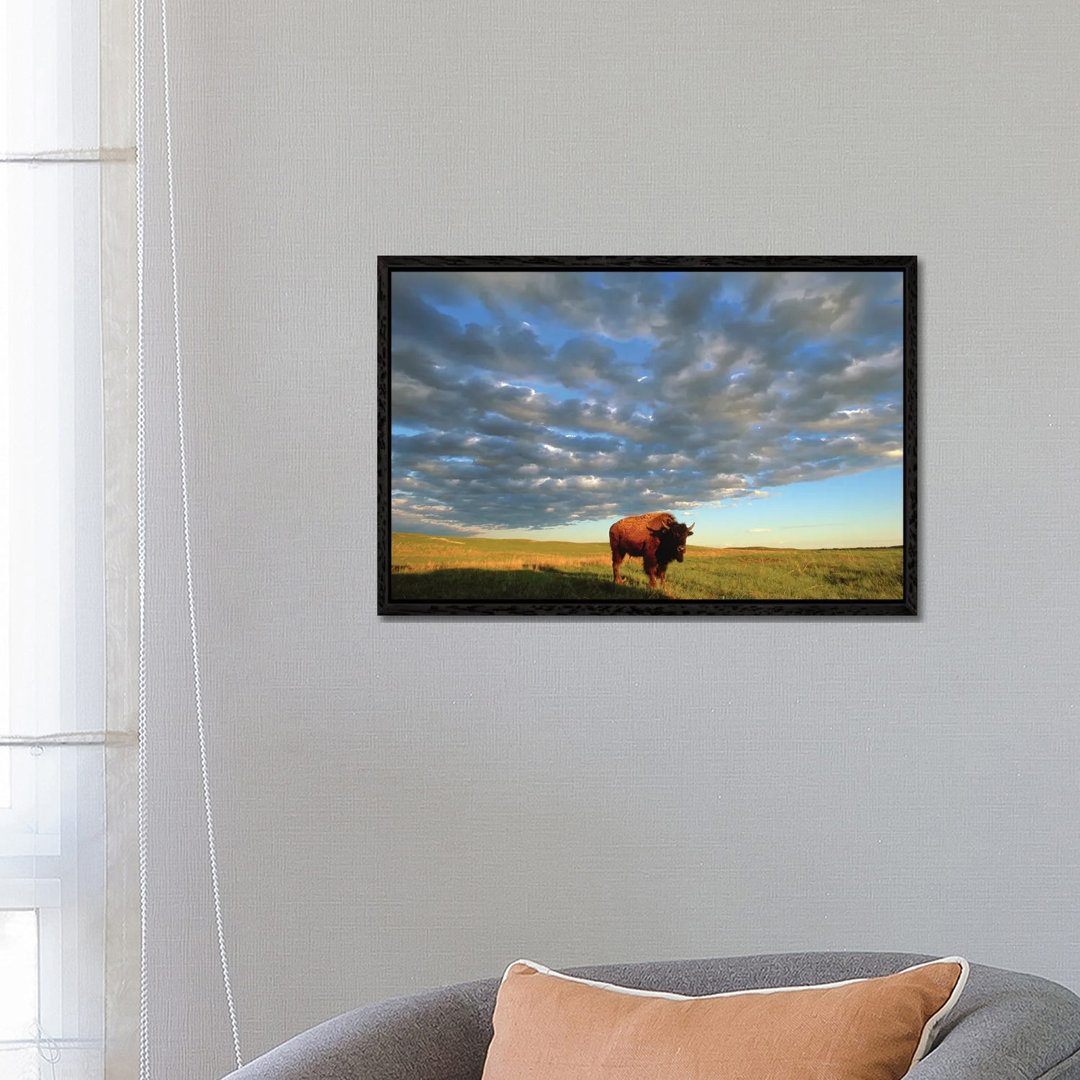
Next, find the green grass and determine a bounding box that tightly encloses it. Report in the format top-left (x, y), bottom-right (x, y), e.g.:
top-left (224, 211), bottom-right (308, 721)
top-left (389, 533), bottom-right (903, 602)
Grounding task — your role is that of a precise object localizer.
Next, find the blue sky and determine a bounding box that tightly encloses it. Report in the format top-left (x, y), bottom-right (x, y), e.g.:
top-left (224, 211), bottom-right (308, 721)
top-left (390, 269), bottom-right (905, 548)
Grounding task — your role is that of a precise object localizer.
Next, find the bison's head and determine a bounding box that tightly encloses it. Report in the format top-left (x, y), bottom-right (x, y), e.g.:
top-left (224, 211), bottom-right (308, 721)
top-left (650, 519), bottom-right (695, 562)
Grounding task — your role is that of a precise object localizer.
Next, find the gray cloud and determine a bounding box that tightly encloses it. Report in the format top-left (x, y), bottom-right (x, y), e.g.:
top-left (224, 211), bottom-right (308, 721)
top-left (389, 270), bottom-right (904, 532)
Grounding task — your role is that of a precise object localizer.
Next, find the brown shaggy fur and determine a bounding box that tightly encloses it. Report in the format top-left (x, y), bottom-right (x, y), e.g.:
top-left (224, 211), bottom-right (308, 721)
top-left (609, 512), bottom-right (695, 588)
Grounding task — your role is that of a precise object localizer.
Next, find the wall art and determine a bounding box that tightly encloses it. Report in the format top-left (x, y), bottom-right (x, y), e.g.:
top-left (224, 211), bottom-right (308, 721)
top-left (378, 256), bottom-right (916, 616)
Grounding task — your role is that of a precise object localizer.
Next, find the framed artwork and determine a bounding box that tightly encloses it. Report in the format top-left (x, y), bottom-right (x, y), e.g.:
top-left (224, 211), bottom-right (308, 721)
top-left (378, 256), bottom-right (916, 616)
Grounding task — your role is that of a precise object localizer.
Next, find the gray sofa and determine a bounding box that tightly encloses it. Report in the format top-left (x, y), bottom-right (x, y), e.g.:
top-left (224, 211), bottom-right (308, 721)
top-left (223, 952), bottom-right (1080, 1079)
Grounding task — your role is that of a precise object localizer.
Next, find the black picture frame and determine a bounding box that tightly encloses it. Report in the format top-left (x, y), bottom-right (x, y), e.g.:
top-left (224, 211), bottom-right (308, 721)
top-left (378, 256), bottom-right (916, 617)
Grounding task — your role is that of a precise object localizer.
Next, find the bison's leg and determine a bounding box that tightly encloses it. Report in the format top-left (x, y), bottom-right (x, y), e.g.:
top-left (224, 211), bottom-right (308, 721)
top-left (658, 565), bottom-right (667, 587)
top-left (644, 553), bottom-right (658, 588)
top-left (611, 548), bottom-right (625, 584)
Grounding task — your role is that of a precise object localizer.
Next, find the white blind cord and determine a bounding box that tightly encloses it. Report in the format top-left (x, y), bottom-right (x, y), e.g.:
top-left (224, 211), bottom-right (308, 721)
top-left (134, 0), bottom-right (151, 1074)
top-left (135, 0), bottom-right (244, 1071)
top-left (158, 0), bottom-right (244, 1065)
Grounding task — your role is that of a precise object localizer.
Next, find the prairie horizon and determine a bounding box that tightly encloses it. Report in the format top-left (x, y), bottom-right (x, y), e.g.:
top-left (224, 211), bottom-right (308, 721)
top-left (392, 529), bottom-right (903, 553)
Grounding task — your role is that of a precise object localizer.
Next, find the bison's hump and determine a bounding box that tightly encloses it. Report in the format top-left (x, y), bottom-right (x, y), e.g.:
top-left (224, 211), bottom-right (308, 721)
top-left (610, 512), bottom-right (676, 531)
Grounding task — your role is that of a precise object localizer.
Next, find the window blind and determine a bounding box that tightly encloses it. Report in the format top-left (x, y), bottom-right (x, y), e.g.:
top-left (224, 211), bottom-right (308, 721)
top-left (2, 2), bottom-right (138, 1077)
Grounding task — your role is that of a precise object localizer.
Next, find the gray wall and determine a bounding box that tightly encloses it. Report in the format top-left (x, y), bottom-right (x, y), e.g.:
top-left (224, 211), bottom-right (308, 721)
top-left (140, 2), bottom-right (1080, 1076)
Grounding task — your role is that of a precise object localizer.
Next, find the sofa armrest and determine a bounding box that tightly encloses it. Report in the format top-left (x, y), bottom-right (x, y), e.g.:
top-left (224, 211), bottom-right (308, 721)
top-left (221, 979), bottom-right (496, 1080)
top-left (909, 966), bottom-right (1080, 1080)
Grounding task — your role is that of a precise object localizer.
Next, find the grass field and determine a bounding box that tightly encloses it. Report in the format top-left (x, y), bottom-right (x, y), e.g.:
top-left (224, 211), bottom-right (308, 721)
top-left (389, 533), bottom-right (903, 602)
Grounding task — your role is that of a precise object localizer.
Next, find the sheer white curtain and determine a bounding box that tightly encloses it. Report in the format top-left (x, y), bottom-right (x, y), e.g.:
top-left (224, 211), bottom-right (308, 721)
top-left (1, 2), bottom-right (137, 1078)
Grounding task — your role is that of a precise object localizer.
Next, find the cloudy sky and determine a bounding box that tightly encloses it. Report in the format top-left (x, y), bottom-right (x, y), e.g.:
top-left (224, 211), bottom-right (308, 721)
top-left (389, 268), bottom-right (905, 548)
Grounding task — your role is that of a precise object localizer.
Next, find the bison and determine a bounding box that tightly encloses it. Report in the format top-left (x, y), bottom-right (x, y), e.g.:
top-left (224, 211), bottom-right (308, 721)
top-left (609, 512), bottom-right (695, 589)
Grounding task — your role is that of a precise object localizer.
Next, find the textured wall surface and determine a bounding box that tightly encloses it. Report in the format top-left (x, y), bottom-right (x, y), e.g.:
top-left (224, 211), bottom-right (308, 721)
top-left (137, 2), bottom-right (1080, 1076)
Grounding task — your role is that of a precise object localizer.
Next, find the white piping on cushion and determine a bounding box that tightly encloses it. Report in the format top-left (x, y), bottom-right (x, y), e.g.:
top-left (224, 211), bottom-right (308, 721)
top-left (909, 957), bottom-right (969, 1066)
